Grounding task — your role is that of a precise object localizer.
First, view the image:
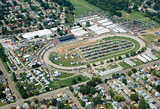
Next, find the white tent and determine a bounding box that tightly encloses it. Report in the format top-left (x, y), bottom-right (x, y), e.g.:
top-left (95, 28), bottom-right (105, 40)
top-left (142, 54), bottom-right (152, 61)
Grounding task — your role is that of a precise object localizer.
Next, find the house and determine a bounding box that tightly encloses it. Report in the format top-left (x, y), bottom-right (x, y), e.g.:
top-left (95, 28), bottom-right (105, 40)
top-left (145, 84), bottom-right (149, 88)
top-left (6, 95), bottom-right (14, 101)
top-left (1, 98), bottom-right (7, 103)
top-left (123, 95), bottom-right (129, 100)
top-left (39, 101), bottom-right (45, 107)
top-left (106, 95), bottom-right (111, 100)
top-left (63, 93), bottom-right (70, 100)
top-left (117, 90), bottom-right (123, 95)
top-left (126, 98), bottom-right (131, 103)
top-left (151, 89), bottom-right (156, 94)
top-left (22, 103), bottom-right (30, 108)
top-left (134, 104), bottom-right (139, 108)
top-left (154, 91), bottom-right (160, 97)
top-left (112, 101), bottom-right (121, 109)
top-left (86, 102), bottom-right (92, 107)
top-left (130, 101), bottom-right (136, 105)
top-left (72, 106), bottom-right (78, 109)
top-left (79, 95), bottom-right (85, 101)
top-left (87, 104), bottom-right (93, 109)
top-left (148, 86), bottom-right (153, 91)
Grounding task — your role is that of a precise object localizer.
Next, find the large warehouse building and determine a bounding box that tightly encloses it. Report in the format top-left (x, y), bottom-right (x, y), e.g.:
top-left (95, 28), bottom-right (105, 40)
top-left (22, 29), bottom-right (52, 39)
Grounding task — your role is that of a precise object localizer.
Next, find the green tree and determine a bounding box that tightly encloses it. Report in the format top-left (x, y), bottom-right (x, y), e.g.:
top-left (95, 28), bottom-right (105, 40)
top-left (64, 105), bottom-right (72, 109)
top-left (69, 85), bottom-right (73, 92)
top-left (87, 64), bottom-right (90, 68)
top-left (12, 72), bottom-right (17, 82)
top-left (57, 102), bottom-right (64, 109)
top-left (114, 95), bottom-right (121, 102)
top-left (108, 90), bottom-right (115, 98)
top-left (34, 98), bottom-right (38, 104)
top-left (90, 86), bottom-right (96, 94)
top-left (122, 78), bottom-right (127, 85)
top-left (93, 97), bottom-right (102, 105)
top-left (0, 70), bottom-right (3, 75)
top-left (118, 56), bottom-right (122, 60)
top-left (130, 94), bottom-right (139, 102)
top-left (110, 59), bottom-right (113, 62)
top-left (86, 21), bottom-right (90, 27)
top-left (158, 39), bottom-right (160, 43)
top-left (138, 98), bottom-right (150, 109)
top-left (72, 79), bottom-right (77, 84)
top-left (156, 85), bottom-right (160, 93)
top-left (78, 76), bottom-right (82, 81)
top-left (128, 71), bottom-right (132, 76)
top-left (131, 68), bottom-right (137, 73)
top-left (52, 98), bottom-right (57, 106)
top-left (80, 101), bottom-right (85, 107)
top-left (144, 76), bottom-right (148, 80)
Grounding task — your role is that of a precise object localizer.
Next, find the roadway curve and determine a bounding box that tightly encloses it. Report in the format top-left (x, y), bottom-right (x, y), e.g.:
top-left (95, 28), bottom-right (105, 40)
top-left (42, 34), bottom-right (145, 70)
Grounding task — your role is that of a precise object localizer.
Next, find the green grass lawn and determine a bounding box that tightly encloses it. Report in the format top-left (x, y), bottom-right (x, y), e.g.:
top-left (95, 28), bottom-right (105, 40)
top-left (143, 34), bottom-right (159, 44)
top-left (119, 61), bottom-right (131, 69)
top-left (56, 72), bottom-right (75, 78)
top-left (68, 0), bottom-right (101, 16)
top-left (90, 37), bottom-right (141, 63)
top-left (49, 51), bottom-right (86, 67)
top-left (108, 64), bottom-right (118, 69)
top-left (53, 75), bottom-right (89, 89)
top-left (73, 4), bottom-right (92, 16)
top-left (120, 10), bottom-right (145, 21)
top-left (153, 49), bottom-right (160, 59)
top-left (131, 58), bottom-right (143, 65)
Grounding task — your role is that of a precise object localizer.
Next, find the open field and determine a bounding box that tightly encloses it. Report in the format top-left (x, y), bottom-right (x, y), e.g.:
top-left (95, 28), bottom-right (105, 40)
top-left (73, 4), bottom-right (92, 16)
top-left (153, 49), bottom-right (160, 59)
top-left (142, 34), bottom-right (159, 44)
top-left (68, 0), bottom-right (101, 16)
top-left (119, 61), bottom-right (131, 69)
top-left (131, 58), bottom-right (143, 66)
top-left (49, 51), bottom-right (86, 67)
top-left (52, 72), bottom-right (75, 78)
top-left (120, 10), bottom-right (145, 21)
top-left (107, 64), bottom-right (118, 69)
top-left (53, 75), bottom-right (89, 89)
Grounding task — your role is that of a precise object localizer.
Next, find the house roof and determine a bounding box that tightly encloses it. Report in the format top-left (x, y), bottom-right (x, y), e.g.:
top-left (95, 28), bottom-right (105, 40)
top-left (130, 101), bottom-right (136, 105)
top-left (152, 89), bottom-right (156, 94)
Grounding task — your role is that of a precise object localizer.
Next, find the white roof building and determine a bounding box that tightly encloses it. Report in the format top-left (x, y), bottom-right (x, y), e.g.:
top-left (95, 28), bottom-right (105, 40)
top-left (124, 58), bottom-right (136, 66)
top-left (22, 29), bottom-right (52, 39)
top-left (142, 54), bottom-right (152, 61)
top-left (137, 55), bottom-right (148, 63)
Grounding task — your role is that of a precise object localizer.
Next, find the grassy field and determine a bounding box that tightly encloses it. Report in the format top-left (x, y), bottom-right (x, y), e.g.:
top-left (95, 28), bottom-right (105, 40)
top-left (131, 58), bottom-right (143, 66)
top-left (142, 34), bottom-right (159, 44)
top-left (153, 49), bottom-right (160, 59)
top-left (49, 51), bottom-right (86, 67)
top-left (107, 64), bottom-right (118, 69)
top-left (53, 75), bottom-right (89, 89)
top-left (90, 36), bottom-right (141, 63)
top-left (119, 61), bottom-right (131, 69)
top-left (55, 72), bottom-right (75, 78)
top-left (68, 0), bottom-right (101, 16)
top-left (120, 10), bottom-right (145, 21)
top-left (73, 4), bottom-right (92, 16)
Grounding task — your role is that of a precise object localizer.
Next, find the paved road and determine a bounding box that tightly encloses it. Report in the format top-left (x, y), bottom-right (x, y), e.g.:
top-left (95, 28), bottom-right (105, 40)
top-left (101, 59), bottom-right (160, 80)
top-left (65, 90), bottom-right (84, 109)
top-left (0, 61), bottom-right (22, 102)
